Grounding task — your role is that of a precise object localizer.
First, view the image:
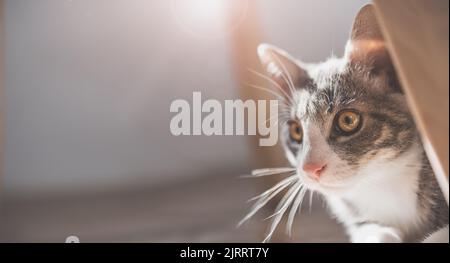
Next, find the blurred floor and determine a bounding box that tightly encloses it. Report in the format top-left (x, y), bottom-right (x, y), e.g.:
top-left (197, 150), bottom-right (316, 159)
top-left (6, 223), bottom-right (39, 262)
top-left (0, 172), bottom-right (347, 243)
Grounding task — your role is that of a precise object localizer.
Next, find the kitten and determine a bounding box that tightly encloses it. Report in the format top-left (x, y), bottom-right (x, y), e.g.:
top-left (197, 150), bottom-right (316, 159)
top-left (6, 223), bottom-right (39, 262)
top-left (244, 4), bottom-right (449, 242)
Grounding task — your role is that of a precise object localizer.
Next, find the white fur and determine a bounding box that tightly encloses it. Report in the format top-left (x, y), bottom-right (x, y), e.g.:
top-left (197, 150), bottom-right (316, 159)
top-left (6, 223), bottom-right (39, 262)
top-left (326, 144), bottom-right (424, 242)
top-left (349, 223), bottom-right (402, 243)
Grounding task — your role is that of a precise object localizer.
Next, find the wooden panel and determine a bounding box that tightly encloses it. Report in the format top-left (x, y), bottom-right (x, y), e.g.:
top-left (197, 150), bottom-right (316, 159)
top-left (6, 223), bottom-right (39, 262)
top-left (373, 0), bottom-right (449, 203)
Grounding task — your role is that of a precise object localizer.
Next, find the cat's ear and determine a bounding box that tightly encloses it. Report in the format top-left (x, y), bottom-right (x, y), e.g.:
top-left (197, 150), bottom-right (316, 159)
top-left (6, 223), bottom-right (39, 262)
top-left (257, 44), bottom-right (310, 97)
top-left (345, 4), bottom-right (397, 83)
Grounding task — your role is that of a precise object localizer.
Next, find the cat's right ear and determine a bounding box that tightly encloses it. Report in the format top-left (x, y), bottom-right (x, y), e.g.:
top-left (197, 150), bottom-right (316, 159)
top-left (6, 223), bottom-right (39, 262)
top-left (345, 4), bottom-right (402, 92)
top-left (345, 5), bottom-right (393, 77)
top-left (257, 44), bottom-right (310, 97)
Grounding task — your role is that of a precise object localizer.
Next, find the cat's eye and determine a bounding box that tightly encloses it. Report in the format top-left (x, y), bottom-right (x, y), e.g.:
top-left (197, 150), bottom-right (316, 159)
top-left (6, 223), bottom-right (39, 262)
top-left (335, 110), bottom-right (362, 135)
top-left (288, 120), bottom-right (303, 143)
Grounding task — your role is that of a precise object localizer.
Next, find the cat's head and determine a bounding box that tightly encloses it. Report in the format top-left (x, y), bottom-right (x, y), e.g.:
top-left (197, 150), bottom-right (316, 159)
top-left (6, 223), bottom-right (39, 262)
top-left (258, 5), bottom-right (417, 195)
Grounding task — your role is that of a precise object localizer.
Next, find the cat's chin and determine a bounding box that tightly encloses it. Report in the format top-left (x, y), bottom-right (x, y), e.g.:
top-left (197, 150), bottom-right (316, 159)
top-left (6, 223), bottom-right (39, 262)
top-left (300, 175), bottom-right (353, 195)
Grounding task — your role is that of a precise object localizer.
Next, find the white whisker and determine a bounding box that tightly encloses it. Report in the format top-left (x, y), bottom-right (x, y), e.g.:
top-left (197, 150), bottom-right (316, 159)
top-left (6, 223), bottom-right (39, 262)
top-left (249, 167), bottom-right (296, 178)
top-left (263, 182), bottom-right (302, 242)
top-left (271, 53), bottom-right (297, 99)
top-left (247, 175), bottom-right (297, 202)
top-left (244, 83), bottom-right (290, 107)
top-left (265, 182), bottom-right (301, 220)
top-left (237, 176), bottom-right (296, 227)
top-left (308, 190), bottom-right (314, 214)
top-left (286, 186), bottom-right (308, 236)
top-left (247, 68), bottom-right (295, 106)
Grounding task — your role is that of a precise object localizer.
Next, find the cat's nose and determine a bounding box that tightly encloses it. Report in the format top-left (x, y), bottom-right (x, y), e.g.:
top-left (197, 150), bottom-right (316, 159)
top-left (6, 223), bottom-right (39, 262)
top-left (302, 163), bottom-right (327, 180)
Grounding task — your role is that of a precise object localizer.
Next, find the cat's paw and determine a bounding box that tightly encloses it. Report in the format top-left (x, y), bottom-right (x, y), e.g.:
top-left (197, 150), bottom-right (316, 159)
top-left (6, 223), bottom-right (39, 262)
top-left (350, 223), bottom-right (402, 243)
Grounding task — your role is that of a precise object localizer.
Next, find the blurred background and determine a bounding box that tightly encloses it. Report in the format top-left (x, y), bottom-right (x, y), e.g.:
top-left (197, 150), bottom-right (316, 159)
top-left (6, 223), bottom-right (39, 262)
top-left (0, 0), bottom-right (369, 242)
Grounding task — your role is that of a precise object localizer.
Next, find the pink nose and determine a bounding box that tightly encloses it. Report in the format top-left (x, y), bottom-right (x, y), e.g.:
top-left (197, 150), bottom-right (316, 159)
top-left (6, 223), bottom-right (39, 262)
top-left (302, 163), bottom-right (326, 180)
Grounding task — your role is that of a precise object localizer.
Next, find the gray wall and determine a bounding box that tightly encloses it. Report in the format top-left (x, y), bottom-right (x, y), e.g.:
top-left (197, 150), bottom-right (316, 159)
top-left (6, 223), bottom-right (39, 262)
top-left (3, 0), bottom-right (368, 195)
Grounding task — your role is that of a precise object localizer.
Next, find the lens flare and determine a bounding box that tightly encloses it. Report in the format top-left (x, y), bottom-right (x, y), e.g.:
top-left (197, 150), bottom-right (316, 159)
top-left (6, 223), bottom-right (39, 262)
top-left (171, 0), bottom-right (248, 39)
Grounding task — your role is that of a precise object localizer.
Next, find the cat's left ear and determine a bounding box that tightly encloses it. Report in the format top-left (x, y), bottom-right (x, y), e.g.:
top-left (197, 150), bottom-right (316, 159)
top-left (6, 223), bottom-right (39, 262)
top-left (257, 44), bottom-right (311, 98)
top-left (345, 4), bottom-right (399, 90)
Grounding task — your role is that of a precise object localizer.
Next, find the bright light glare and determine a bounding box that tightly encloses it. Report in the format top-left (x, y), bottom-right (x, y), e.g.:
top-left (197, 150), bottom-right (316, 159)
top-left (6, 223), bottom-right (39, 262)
top-left (189, 0), bottom-right (225, 21)
top-left (171, 0), bottom-right (248, 38)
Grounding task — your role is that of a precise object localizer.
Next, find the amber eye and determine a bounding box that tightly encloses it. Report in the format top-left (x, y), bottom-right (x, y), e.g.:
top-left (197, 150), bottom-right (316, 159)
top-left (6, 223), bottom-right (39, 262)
top-left (336, 110), bottom-right (362, 134)
top-left (288, 120), bottom-right (303, 143)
